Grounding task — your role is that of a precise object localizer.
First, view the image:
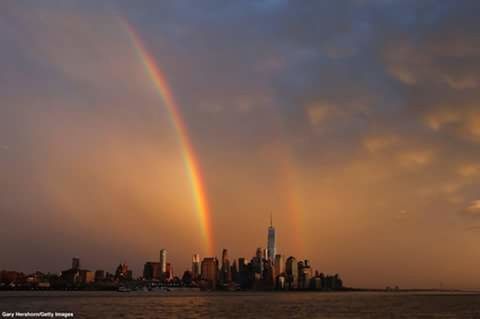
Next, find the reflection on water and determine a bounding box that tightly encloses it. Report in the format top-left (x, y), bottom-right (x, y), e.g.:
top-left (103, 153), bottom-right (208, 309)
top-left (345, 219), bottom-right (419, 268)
top-left (1, 291), bottom-right (480, 318)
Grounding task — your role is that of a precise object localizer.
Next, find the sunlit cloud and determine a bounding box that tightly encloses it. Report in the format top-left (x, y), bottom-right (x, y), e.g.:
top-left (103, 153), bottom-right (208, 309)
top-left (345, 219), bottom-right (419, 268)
top-left (397, 150), bottom-right (433, 168)
top-left (363, 135), bottom-right (399, 153)
top-left (461, 200), bottom-right (480, 217)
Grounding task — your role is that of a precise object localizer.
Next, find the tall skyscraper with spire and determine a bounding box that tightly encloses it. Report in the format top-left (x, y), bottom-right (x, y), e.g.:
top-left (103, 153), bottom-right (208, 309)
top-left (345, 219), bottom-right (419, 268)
top-left (267, 213), bottom-right (276, 262)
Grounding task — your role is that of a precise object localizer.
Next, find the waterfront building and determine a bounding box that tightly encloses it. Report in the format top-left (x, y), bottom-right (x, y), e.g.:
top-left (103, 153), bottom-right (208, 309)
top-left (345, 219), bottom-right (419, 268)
top-left (230, 260), bottom-right (238, 283)
top-left (160, 249), bottom-right (167, 274)
top-left (115, 263), bottom-right (130, 281)
top-left (61, 258), bottom-right (94, 286)
top-left (201, 257), bottom-right (218, 289)
top-left (143, 262), bottom-right (162, 280)
top-left (79, 270), bottom-right (95, 284)
top-left (236, 258), bottom-right (250, 289)
top-left (94, 270), bottom-right (105, 282)
top-left (221, 249), bottom-right (232, 284)
top-left (274, 254), bottom-right (284, 277)
top-left (253, 248), bottom-right (264, 275)
top-left (285, 256), bottom-right (298, 289)
top-left (192, 254), bottom-right (201, 280)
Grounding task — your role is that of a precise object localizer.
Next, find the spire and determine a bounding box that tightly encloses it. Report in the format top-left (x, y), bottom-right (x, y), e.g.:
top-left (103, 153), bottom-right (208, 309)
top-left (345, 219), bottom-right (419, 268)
top-left (270, 211), bottom-right (273, 227)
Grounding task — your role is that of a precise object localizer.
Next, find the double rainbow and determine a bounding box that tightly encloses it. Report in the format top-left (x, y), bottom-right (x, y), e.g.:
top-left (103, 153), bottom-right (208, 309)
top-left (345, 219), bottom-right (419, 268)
top-left (122, 19), bottom-right (214, 255)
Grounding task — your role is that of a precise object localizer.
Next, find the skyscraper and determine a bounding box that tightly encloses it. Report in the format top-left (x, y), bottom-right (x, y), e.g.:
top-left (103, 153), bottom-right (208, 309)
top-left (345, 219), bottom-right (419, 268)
top-left (221, 249), bottom-right (231, 284)
top-left (192, 254), bottom-right (201, 280)
top-left (201, 257), bottom-right (218, 289)
top-left (160, 249), bottom-right (167, 274)
top-left (274, 254), bottom-right (284, 276)
top-left (267, 213), bottom-right (276, 262)
top-left (286, 256), bottom-right (298, 289)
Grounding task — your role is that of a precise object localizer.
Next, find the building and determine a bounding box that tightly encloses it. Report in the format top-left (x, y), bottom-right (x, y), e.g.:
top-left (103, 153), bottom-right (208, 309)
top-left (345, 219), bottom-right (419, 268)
top-left (61, 257), bottom-right (95, 286)
top-left (201, 257), bottom-right (218, 289)
top-left (160, 249), bottom-right (167, 275)
top-left (221, 249), bottom-right (231, 284)
top-left (253, 248), bottom-right (264, 275)
top-left (94, 270), bottom-right (105, 282)
top-left (115, 263), bottom-right (131, 281)
top-left (267, 214), bottom-right (276, 262)
top-left (285, 256), bottom-right (298, 289)
top-left (298, 260), bottom-right (312, 289)
top-left (78, 270), bottom-right (95, 284)
top-left (274, 254), bottom-right (284, 277)
top-left (236, 258), bottom-right (250, 289)
top-left (61, 257), bottom-right (94, 286)
top-left (143, 262), bottom-right (162, 280)
top-left (192, 254), bottom-right (201, 280)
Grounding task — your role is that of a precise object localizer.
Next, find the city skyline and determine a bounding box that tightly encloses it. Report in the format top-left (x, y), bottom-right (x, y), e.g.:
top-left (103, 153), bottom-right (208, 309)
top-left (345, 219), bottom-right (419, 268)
top-left (1, 221), bottom-right (345, 292)
top-left (2, 1), bottom-right (480, 290)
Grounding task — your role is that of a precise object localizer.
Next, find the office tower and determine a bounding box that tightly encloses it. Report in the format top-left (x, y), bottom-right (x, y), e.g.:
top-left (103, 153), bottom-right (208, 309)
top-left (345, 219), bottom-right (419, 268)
top-left (238, 258), bottom-right (248, 272)
top-left (237, 258), bottom-right (249, 288)
top-left (253, 248), bottom-right (263, 274)
top-left (143, 262), bottom-right (162, 280)
top-left (231, 260), bottom-right (238, 283)
top-left (274, 254), bottom-right (284, 276)
top-left (72, 257), bottom-right (80, 270)
top-left (285, 256), bottom-right (298, 289)
top-left (221, 249), bottom-right (231, 283)
top-left (201, 257), bottom-right (218, 289)
top-left (256, 247), bottom-right (263, 260)
top-left (160, 249), bottom-right (167, 274)
top-left (192, 254), bottom-right (201, 280)
top-left (298, 260), bottom-right (312, 289)
top-left (94, 270), bottom-right (105, 282)
top-left (267, 213), bottom-right (276, 262)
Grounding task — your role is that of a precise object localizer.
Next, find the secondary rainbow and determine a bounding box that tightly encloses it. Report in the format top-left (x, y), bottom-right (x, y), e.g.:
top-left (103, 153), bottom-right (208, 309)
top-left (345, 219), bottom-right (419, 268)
top-left (122, 19), bottom-right (215, 255)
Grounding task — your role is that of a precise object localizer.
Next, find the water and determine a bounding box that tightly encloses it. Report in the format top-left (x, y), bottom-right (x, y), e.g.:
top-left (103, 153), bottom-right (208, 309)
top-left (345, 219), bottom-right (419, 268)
top-left (1, 291), bottom-right (480, 318)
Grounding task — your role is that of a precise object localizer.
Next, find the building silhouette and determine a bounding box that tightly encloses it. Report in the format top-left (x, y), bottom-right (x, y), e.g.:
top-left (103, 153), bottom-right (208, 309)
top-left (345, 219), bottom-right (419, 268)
top-left (201, 257), bottom-right (218, 289)
top-left (274, 254), bottom-right (284, 277)
top-left (160, 249), bottom-right (167, 275)
top-left (285, 256), bottom-right (298, 289)
top-left (221, 249), bottom-right (232, 285)
top-left (267, 213), bottom-right (276, 262)
top-left (61, 257), bottom-right (94, 286)
top-left (192, 254), bottom-right (201, 280)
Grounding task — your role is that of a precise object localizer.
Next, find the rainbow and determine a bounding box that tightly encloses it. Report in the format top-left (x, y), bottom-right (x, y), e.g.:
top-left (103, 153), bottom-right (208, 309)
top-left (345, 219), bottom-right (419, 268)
top-left (122, 19), bottom-right (215, 255)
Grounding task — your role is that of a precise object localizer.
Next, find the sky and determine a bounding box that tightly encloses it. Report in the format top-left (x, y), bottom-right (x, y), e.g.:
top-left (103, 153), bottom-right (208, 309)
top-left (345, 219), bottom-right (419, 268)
top-left (1, 0), bottom-right (480, 289)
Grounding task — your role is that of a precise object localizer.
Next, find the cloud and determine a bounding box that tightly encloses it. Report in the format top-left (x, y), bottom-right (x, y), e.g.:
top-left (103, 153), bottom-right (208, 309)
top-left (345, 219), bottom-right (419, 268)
top-left (460, 200), bottom-right (480, 217)
top-left (424, 109), bottom-right (480, 143)
top-left (306, 102), bottom-right (332, 126)
top-left (458, 163), bottom-right (480, 177)
top-left (363, 135), bottom-right (399, 152)
top-left (397, 149), bottom-right (433, 168)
